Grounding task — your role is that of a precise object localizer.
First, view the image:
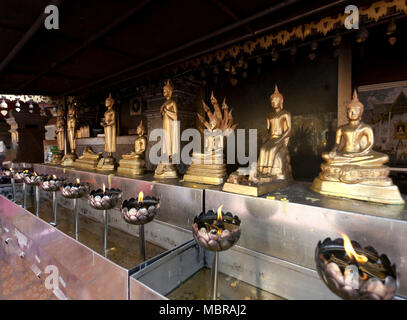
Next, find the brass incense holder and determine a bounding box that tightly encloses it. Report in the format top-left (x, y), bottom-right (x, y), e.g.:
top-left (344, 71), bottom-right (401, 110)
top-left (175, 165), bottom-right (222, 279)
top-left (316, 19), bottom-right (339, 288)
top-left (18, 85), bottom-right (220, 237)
top-left (315, 236), bottom-right (398, 300)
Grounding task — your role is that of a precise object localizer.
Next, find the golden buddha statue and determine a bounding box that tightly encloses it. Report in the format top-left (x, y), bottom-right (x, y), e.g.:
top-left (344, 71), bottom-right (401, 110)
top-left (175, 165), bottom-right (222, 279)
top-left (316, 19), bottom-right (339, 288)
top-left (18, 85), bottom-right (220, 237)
top-left (50, 107), bottom-right (65, 165)
top-left (118, 120), bottom-right (147, 176)
top-left (311, 90), bottom-right (404, 204)
top-left (74, 146), bottom-right (102, 170)
top-left (184, 92), bottom-right (236, 185)
top-left (61, 104), bottom-right (78, 166)
top-left (154, 80), bottom-right (179, 179)
top-left (223, 85), bottom-right (293, 196)
top-left (97, 93), bottom-right (117, 171)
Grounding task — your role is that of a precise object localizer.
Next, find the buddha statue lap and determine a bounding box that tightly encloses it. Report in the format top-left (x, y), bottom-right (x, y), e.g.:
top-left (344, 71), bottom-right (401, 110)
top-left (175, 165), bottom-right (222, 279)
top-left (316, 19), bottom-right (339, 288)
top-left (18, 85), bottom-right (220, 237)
top-left (311, 90), bottom-right (404, 204)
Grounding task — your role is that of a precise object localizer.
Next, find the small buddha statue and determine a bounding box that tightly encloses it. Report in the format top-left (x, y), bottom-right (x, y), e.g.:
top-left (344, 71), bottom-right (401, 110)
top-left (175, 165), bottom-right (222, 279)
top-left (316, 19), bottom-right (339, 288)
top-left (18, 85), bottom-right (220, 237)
top-left (61, 104), bottom-right (78, 166)
top-left (50, 107), bottom-right (65, 164)
top-left (311, 90), bottom-right (404, 204)
top-left (118, 120), bottom-right (147, 176)
top-left (74, 146), bottom-right (102, 170)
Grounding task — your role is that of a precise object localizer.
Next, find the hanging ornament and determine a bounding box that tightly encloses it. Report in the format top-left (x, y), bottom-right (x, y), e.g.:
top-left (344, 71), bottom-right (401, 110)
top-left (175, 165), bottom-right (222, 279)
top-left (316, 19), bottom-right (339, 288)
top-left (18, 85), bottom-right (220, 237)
top-left (1, 99), bottom-right (7, 109)
top-left (29, 101), bottom-right (34, 113)
top-left (0, 110), bottom-right (7, 116)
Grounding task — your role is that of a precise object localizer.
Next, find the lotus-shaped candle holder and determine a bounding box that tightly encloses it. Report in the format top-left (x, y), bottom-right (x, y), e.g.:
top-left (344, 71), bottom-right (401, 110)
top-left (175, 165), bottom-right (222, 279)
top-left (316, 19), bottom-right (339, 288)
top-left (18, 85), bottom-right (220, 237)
top-left (60, 182), bottom-right (90, 199)
top-left (121, 196), bottom-right (160, 225)
top-left (13, 170), bottom-right (29, 182)
top-left (24, 173), bottom-right (47, 186)
top-left (40, 176), bottom-right (66, 192)
top-left (88, 188), bottom-right (122, 210)
top-left (0, 168), bottom-right (12, 177)
top-left (315, 237), bottom-right (398, 300)
top-left (192, 207), bottom-right (241, 252)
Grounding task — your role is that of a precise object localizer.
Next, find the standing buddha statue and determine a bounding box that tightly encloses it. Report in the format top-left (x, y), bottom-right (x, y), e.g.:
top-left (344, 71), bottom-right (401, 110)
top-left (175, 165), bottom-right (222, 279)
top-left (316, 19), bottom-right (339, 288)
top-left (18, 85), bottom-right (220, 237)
top-left (311, 90), bottom-right (404, 204)
top-left (50, 107), bottom-right (65, 164)
top-left (61, 104), bottom-right (77, 166)
top-left (97, 93), bottom-right (117, 171)
top-left (154, 80), bottom-right (179, 179)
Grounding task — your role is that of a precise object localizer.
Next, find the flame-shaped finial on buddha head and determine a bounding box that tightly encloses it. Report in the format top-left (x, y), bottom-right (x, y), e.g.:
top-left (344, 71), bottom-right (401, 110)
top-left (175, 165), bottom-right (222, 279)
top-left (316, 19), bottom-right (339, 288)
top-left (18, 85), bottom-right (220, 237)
top-left (105, 93), bottom-right (115, 108)
top-left (270, 84), bottom-right (284, 110)
top-left (163, 79), bottom-right (174, 99)
top-left (347, 89), bottom-right (364, 121)
top-left (136, 120), bottom-right (145, 136)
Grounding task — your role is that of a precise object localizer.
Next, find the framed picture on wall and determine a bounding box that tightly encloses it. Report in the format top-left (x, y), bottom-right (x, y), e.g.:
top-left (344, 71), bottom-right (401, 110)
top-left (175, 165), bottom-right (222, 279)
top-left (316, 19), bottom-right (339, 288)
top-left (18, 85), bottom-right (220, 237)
top-left (130, 96), bottom-right (142, 116)
top-left (358, 80), bottom-right (407, 165)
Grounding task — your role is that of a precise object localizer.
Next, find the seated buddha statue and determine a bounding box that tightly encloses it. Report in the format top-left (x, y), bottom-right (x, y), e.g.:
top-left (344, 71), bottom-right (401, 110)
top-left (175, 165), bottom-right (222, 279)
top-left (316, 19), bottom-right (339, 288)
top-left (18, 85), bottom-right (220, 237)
top-left (311, 90), bottom-right (404, 204)
top-left (222, 85), bottom-right (293, 196)
top-left (118, 120), bottom-right (147, 176)
top-left (257, 85), bottom-right (292, 181)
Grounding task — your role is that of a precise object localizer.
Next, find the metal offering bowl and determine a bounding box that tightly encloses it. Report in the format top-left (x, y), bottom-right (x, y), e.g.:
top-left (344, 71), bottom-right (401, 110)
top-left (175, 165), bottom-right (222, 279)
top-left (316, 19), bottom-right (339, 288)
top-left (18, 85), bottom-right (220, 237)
top-left (121, 196), bottom-right (160, 225)
top-left (24, 174), bottom-right (47, 186)
top-left (60, 182), bottom-right (90, 199)
top-left (315, 237), bottom-right (398, 300)
top-left (192, 210), bottom-right (241, 252)
top-left (88, 188), bottom-right (122, 210)
top-left (40, 176), bottom-right (66, 192)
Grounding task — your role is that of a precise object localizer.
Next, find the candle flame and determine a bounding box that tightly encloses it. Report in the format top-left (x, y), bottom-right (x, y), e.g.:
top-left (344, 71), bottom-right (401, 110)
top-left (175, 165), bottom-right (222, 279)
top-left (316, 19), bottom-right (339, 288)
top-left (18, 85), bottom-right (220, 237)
top-left (76, 178), bottom-right (80, 184)
top-left (138, 191), bottom-right (144, 203)
top-left (102, 184), bottom-right (106, 193)
top-left (217, 205), bottom-right (223, 235)
top-left (34, 171), bottom-right (38, 176)
top-left (52, 175), bottom-right (57, 179)
top-left (340, 232), bottom-right (368, 263)
top-left (23, 170), bottom-right (29, 173)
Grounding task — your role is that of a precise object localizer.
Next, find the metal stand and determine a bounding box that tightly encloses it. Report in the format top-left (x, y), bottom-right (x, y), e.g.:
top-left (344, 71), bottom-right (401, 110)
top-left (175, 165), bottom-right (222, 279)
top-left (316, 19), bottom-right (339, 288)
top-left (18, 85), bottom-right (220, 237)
top-left (73, 198), bottom-right (79, 240)
top-left (103, 210), bottom-right (108, 257)
top-left (211, 251), bottom-right (219, 300)
top-left (35, 185), bottom-right (40, 217)
top-left (50, 191), bottom-right (58, 226)
top-left (22, 182), bottom-right (27, 208)
top-left (139, 224), bottom-right (146, 261)
top-left (11, 178), bottom-right (16, 202)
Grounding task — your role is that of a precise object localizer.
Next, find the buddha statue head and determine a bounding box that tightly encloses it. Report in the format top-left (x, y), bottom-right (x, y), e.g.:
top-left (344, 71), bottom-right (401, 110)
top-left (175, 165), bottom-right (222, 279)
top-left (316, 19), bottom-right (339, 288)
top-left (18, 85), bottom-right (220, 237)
top-left (68, 103), bottom-right (76, 117)
top-left (105, 93), bottom-right (115, 109)
top-left (270, 85), bottom-right (284, 110)
top-left (136, 120), bottom-right (145, 136)
top-left (347, 90), bottom-right (364, 122)
top-left (163, 80), bottom-right (173, 99)
top-left (57, 106), bottom-right (64, 117)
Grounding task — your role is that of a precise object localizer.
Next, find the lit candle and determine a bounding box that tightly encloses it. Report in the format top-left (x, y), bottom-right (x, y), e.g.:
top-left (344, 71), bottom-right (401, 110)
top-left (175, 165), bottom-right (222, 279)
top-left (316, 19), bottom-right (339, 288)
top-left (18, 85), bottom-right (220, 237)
top-left (138, 191), bottom-right (144, 203)
top-left (76, 178), bottom-right (80, 184)
top-left (102, 183), bottom-right (106, 193)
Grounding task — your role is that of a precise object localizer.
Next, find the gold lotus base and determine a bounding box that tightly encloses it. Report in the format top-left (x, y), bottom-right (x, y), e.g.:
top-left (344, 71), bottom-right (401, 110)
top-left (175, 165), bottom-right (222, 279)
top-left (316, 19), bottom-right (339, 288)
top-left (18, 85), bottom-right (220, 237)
top-left (117, 158), bottom-right (145, 176)
top-left (183, 174), bottom-right (225, 185)
top-left (154, 170), bottom-right (178, 179)
top-left (73, 158), bottom-right (100, 170)
top-left (222, 179), bottom-right (292, 197)
top-left (310, 177), bottom-right (405, 205)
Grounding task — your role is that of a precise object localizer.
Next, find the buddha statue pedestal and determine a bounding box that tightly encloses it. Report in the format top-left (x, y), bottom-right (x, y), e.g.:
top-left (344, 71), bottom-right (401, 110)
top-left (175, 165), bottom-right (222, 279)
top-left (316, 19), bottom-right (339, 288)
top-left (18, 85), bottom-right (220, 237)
top-left (74, 147), bottom-right (102, 170)
top-left (96, 155), bottom-right (117, 172)
top-left (154, 162), bottom-right (178, 179)
top-left (183, 151), bottom-right (227, 185)
top-left (117, 158), bottom-right (145, 176)
top-left (311, 90), bottom-right (404, 205)
top-left (61, 153), bottom-right (76, 167)
top-left (311, 163), bottom-right (404, 204)
top-left (223, 169), bottom-right (292, 197)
